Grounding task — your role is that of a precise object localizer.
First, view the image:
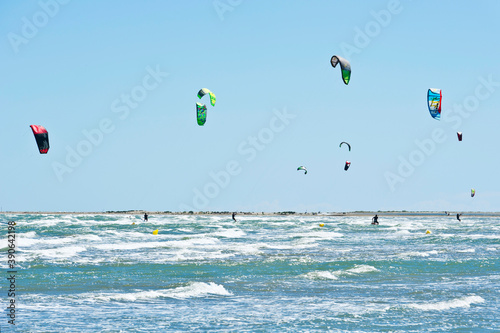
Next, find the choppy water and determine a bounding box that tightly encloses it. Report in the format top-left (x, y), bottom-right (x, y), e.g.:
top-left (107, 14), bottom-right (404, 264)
top-left (1, 214), bottom-right (499, 332)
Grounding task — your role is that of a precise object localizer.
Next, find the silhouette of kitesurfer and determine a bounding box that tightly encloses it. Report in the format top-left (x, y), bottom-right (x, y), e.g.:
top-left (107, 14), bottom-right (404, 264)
top-left (371, 214), bottom-right (379, 225)
top-left (144, 213), bottom-right (148, 222)
top-left (232, 212), bottom-right (237, 222)
top-left (456, 213), bottom-right (461, 221)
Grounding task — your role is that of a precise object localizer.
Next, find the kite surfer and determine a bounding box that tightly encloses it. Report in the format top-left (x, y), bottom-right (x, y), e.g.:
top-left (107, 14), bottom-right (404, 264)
top-left (371, 214), bottom-right (379, 225)
top-left (456, 213), bottom-right (461, 222)
top-left (232, 212), bottom-right (237, 222)
top-left (144, 213), bottom-right (148, 222)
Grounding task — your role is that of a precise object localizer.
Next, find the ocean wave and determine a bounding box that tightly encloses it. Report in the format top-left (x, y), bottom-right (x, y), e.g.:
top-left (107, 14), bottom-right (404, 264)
top-left (212, 229), bottom-right (246, 238)
top-left (407, 295), bottom-right (485, 311)
top-left (92, 241), bottom-right (166, 251)
top-left (18, 236), bottom-right (75, 247)
top-left (457, 248), bottom-right (475, 253)
top-left (400, 250), bottom-right (439, 257)
top-left (303, 271), bottom-right (339, 280)
top-left (464, 234), bottom-right (500, 240)
top-left (262, 242), bottom-right (318, 250)
top-left (295, 231), bottom-right (344, 239)
top-left (303, 264), bottom-right (378, 280)
top-left (93, 282), bottom-right (232, 301)
top-left (30, 245), bottom-right (87, 259)
top-left (393, 229), bottom-right (411, 235)
top-left (171, 250), bottom-right (234, 262)
top-left (345, 264), bottom-right (379, 274)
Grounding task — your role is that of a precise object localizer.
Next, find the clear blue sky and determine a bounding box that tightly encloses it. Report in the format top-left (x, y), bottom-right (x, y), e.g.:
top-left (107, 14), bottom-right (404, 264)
top-left (1, 0), bottom-right (500, 212)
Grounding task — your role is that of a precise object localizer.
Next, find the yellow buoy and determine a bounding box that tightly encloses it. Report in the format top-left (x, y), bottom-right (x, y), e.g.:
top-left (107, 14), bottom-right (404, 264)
top-left (319, 223), bottom-right (324, 227)
top-left (132, 222), bottom-right (135, 225)
top-left (426, 230), bottom-right (431, 234)
top-left (152, 229), bottom-right (159, 235)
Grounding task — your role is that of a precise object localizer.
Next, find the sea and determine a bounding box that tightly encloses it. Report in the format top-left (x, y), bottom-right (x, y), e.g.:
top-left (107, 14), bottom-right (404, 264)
top-left (1, 213), bottom-right (499, 332)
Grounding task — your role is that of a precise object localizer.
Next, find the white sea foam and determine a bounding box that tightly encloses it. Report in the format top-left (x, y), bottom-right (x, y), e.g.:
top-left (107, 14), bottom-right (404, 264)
top-left (19, 236), bottom-right (75, 247)
top-left (17, 237), bottom-right (38, 247)
top-left (93, 282), bottom-right (232, 301)
top-left (17, 232), bottom-right (39, 247)
top-left (262, 242), bottom-right (317, 250)
top-left (21, 231), bottom-right (37, 238)
top-left (435, 233), bottom-right (455, 238)
top-left (457, 248), bottom-right (475, 253)
top-left (393, 229), bottom-right (411, 235)
top-left (34, 245), bottom-right (87, 259)
top-left (227, 243), bottom-right (262, 255)
top-left (400, 250), bottom-right (439, 257)
top-left (345, 264), bottom-right (379, 274)
top-left (407, 295), bottom-right (484, 311)
top-left (93, 241), bottom-right (166, 251)
top-left (75, 234), bottom-right (102, 242)
top-left (303, 271), bottom-right (339, 280)
top-left (296, 231), bottom-right (343, 239)
top-left (166, 237), bottom-right (220, 248)
top-left (212, 229), bottom-right (246, 238)
top-left (465, 234), bottom-right (500, 240)
top-left (171, 250), bottom-right (234, 262)
top-left (304, 264), bottom-right (378, 280)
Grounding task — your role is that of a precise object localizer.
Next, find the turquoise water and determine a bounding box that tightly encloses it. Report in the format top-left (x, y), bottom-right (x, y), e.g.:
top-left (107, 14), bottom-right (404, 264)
top-left (1, 214), bottom-right (499, 332)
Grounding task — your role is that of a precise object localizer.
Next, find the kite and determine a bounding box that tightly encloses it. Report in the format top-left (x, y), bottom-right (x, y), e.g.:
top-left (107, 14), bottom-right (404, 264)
top-left (427, 88), bottom-right (442, 120)
top-left (30, 125), bottom-right (49, 154)
top-left (197, 88), bottom-right (216, 106)
top-left (344, 161), bottom-right (351, 171)
top-left (196, 103), bottom-right (207, 126)
top-left (457, 132), bottom-right (463, 141)
top-left (471, 189), bottom-right (475, 197)
top-left (297, 166), bottom-right (307, 175)
top-left (339, 142), bottom-right (351, 151)
top-left (330, 55), bottom-right (351, 85)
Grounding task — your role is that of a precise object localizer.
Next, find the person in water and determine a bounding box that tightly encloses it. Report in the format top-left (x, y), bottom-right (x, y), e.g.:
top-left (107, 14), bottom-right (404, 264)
top-left (144, 213), bottom-right (148, 222)
top-left (371, 214), bottom-right (379, 225)
top-left (456, 213), bottom-right (461, 221)
top-left (232, 212), bottom-right (237, 222)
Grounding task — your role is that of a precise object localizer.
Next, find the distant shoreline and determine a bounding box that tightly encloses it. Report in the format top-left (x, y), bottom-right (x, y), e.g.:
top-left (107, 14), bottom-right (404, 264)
top-left (1, 211), bottom-right (500, 217)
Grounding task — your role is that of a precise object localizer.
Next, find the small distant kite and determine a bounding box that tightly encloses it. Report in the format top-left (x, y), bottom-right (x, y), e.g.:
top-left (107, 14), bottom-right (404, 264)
top-left (471, 189), bottom-right (475, 197)
top-left (196, 88), bottom-right (215, 126)
top-left (330, 55), bottom-right (351, 85)
top-left (196, 103), bottom-right (207, 126)
top-left (30, 125), bottom-right (49, 154)
top-left (297, 166), bottom-right (308, 175)
top-left (457, 132), bottom-right (463, 141)
top-left (344, 161), bottom-right (351, 171)
top-left (339, 141), bottom-right (351, 151)
top-left (197, 88), bottom-right (216, 106)
top-left (427, 88), bottom-right (442, 120)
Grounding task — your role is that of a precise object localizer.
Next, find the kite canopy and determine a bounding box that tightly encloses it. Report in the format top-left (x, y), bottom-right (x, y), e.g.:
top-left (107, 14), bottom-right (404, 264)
top-left (30, 125), bottom-right (49, 154)
top-left (196, 103), bottom-right (207, 126)
top-left (330, 55), bottom-right (351, 85)
top-left (339, 141), bottom-right (351, 151)
top-left (457, 132), bottom-right (463, 141)
top-left (197, 88), bottom-right (216, 106)
top-left (471, 189), bottom-right (475, 197)
top-left (344, 161), bottom-right (351, 171)
top-left (427, 89), bottom-right (442, 120)
top-left (297, 166), bottom-right (307, 175)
